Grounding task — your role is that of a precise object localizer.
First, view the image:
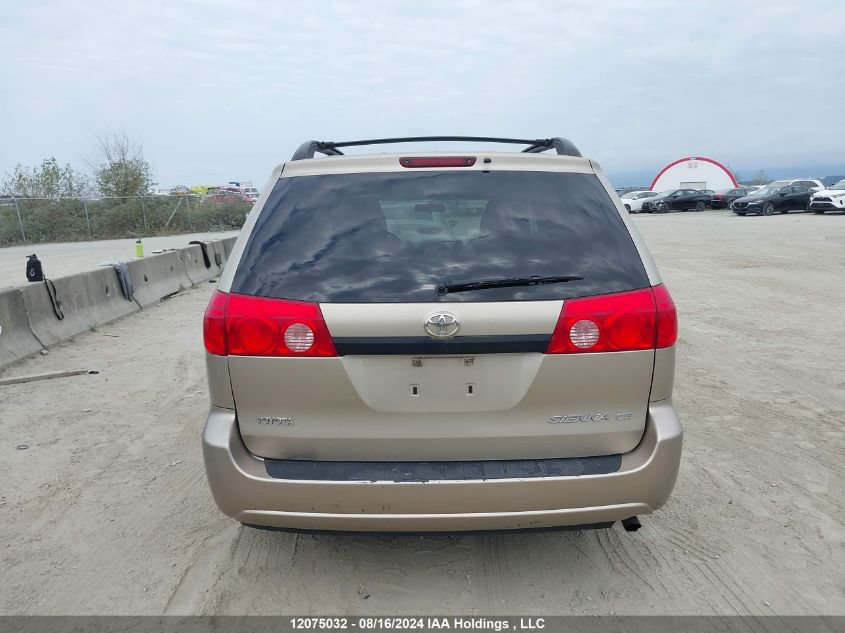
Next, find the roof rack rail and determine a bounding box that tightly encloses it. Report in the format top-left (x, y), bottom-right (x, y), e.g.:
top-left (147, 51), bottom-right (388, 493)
top-left (290, 136), bottom-right (581, 161)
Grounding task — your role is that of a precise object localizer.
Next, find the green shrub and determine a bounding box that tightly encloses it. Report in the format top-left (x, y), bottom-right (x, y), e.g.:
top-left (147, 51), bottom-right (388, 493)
top-left (0, 196), bottom-right (249, 246)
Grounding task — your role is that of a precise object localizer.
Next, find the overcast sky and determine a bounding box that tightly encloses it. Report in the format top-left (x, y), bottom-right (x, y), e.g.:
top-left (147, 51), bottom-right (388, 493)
top-left (2, 0), bottom-right (844, 188)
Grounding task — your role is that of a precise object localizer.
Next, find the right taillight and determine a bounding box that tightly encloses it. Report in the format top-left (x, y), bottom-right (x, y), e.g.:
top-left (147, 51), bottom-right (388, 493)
top-left (652, 284), bottom-right (678, 348)
top-left (202, 290), bottom-right (337, 357)
top-left (547, 285), bottom-right (677, 354)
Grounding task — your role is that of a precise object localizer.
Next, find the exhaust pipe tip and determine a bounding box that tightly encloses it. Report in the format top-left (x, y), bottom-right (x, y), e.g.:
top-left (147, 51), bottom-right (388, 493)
top-left (621, 516), bottom-right (642, 532)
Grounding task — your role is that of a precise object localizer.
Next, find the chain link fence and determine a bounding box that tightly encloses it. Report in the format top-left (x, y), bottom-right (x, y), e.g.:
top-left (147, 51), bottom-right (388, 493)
top-left (0, 195), bottom-right (250, 247)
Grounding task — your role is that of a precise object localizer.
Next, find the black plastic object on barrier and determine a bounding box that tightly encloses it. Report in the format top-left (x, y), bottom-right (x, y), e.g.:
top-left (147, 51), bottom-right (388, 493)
top-left (189, 241), bottom-right (212, 268)
top-left (26, 254), bottom-right (43, 282)
top-left (26, 254), bottom-right (63, 320)
top-left (44, 279), bottom-right (64, 320)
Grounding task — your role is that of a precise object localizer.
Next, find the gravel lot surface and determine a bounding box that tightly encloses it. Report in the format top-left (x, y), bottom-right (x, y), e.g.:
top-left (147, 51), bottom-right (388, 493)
top-left (1, 210), bottom-right (843, 615)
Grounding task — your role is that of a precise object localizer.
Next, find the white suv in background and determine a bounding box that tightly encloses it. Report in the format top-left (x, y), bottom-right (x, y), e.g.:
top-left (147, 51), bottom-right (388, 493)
top-left (788, 178), bottom-right (824, 192)
top-left (619, 190), bottom-right (660, 213)
top-left (809, 180), bottom-right (845, 214)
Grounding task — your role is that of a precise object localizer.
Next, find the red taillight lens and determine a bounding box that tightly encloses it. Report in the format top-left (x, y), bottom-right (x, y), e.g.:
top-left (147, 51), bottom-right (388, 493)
top-left (203, 290), bottom-right (229, 355)
top-left (652, 284), bottom-right (678, 348)
top-left (225, 293), bottom-right (337, 357)
top-left (547, 285), bottom-right (677, 354)
top-left (399, 156), bottom-right (476, 168)
top-left (202, 291), bottom-right (337, 357)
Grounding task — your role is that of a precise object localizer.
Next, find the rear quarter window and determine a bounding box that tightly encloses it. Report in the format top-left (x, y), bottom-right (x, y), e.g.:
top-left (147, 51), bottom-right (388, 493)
top-left (231, 170), bottom-right (649, 303)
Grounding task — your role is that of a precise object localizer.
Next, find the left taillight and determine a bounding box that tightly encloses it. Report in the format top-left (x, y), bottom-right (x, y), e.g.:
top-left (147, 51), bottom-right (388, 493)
top-left (546, 285), bottom-right (677, 354)
top-left (203, 290), bottom-right (229, 355)
top-left (223, 292), bottom-right (337, 357)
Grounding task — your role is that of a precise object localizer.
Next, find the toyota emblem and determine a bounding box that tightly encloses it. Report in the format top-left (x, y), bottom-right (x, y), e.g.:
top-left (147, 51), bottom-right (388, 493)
top-left (424, 312), bottom-right (460, 339)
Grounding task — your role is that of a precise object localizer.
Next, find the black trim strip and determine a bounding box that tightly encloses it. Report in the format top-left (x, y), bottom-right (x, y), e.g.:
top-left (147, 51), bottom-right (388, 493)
top-left (244, 522), bottom-right (614, 535)
top-left (333, 334), bottom-right (550, 356)
top-left (265, 454), bottom-right (622, 482)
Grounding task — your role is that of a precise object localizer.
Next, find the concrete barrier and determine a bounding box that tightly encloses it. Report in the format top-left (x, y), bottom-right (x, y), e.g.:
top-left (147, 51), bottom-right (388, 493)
top-left (221, 236), bottom-right (238, 257)
top-left (206, 240), bottom-right (228, 272)
top-left (0, 287), bottom-right (44, 368)
top-left (1, 236), bottom-right (231, 370)
top-left (179, 244), bottom-right (217, 285)
top-left (21, 267), bottom-right (139, 348)
top-left (127, 251), bottom-right (191, 308)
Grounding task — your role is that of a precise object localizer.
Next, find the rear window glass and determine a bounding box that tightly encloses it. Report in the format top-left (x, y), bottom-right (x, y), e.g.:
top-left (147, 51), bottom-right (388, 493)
top-left (231, 170), bottom-right (649, 302)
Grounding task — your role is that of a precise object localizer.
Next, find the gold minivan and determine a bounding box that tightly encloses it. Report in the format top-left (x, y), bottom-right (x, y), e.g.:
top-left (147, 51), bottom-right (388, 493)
top-left (202, 136), bottom-right (682, 533)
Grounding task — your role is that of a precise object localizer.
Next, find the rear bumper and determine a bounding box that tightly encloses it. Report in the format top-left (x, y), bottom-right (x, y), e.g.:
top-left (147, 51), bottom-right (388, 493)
top-left (201, 401), bottom-right (683, 532)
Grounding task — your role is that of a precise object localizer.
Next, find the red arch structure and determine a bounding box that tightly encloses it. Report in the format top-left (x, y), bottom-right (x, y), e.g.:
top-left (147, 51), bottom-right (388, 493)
top-left (650, 156), bottom-right (739, 190)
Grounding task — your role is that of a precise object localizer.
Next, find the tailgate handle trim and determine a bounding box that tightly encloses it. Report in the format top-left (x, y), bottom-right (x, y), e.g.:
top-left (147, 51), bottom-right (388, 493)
top-left (333, 334), bottom-right (550, 356)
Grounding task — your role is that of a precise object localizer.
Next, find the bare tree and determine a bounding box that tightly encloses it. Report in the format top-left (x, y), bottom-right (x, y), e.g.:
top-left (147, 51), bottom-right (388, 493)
top-left (91, 131), bottom-right (155, 197)
top-left (751, 170), bottom-right (770, 185)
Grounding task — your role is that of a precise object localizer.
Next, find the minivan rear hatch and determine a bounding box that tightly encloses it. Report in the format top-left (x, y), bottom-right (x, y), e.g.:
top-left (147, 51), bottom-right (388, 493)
top-left (222, 163), bottom-right (659, 461)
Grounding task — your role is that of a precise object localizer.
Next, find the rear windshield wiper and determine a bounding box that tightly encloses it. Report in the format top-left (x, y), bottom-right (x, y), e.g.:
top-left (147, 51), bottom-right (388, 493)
top-left (436, 275), bottom-right (583, 295)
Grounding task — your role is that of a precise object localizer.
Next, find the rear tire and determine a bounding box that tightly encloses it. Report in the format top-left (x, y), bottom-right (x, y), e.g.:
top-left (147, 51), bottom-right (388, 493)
top-left (762, 202), bottom-right (775, 216)
top-left (695, 201), bottom-right (706, 211)
top-left (624, 204), bottom-right (631, 212)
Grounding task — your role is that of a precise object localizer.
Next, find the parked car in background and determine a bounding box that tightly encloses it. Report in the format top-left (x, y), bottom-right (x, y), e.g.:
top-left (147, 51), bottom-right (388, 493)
top-left (710, 188), bottom-right (750, 209)
top-left (619, 190), bottom-right (660, 213)
top-left (756, 178), bottom-right (823, 193)
top-left (640, 189), bottom-right (711, 213)
top-left (732, 180), bottom-right (815, 216)
top-left (208, 189), bottom-right (256, 204)
top-left (809, 179), bottom-right (845, 214)
top-left (170, 185), bottom-right (194, 196)
top-left (167, 186), bottom-right (201, 201)
top-left (190, 185), bottom-right (217, 196)
top-left (226, 181), bottom-right (260, 199)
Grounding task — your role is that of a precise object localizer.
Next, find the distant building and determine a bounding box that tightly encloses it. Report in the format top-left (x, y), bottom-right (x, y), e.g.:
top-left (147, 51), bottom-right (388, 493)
top-left (651, 157), bottom-right (738, 192)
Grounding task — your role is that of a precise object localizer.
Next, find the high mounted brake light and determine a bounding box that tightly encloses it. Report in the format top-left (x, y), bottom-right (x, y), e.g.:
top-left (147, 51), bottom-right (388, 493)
top-left (203, 291), bottom-right (337, 357)
top-left (399, 157), bottom-right (477, 168)
top-left (547, 285), bottom-right (677, 354)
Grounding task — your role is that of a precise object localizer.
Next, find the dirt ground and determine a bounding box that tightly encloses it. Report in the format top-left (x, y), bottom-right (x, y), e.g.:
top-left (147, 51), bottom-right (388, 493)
top-left (0, 210), bottom-right (843, 615)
